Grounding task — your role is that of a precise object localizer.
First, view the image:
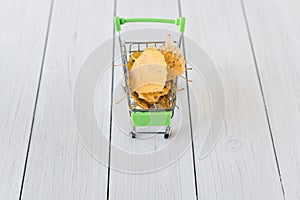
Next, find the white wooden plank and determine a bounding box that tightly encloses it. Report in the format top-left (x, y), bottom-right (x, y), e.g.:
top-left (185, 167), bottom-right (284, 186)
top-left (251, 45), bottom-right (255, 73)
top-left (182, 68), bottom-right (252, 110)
top-left (243, 0), bottom-right (300, 199)
top-left (20, 0), bottom-right (113, 199)
top-left (181, 0), bottom-right (285, 199)
top-left (0, 0), bottom-right (52, 199)
top-left (107, 0), bottom-right (198, 199)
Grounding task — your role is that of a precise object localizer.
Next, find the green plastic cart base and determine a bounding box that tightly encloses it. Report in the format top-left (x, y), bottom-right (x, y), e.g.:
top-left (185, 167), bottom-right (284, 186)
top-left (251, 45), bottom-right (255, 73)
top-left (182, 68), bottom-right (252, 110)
top-left (131, 111), bottom-right (172, 127)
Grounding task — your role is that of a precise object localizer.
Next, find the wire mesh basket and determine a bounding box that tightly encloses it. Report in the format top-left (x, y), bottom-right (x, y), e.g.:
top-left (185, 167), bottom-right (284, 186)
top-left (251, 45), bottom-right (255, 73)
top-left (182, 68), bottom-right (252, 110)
top-left (114, 16), bottom-right (186, 139)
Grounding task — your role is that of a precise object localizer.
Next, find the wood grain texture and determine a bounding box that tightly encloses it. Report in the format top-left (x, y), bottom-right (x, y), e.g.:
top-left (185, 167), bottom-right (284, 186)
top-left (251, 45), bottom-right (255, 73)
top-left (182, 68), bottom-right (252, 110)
top-left (20, 0), bottom-right (113, 199)
top-left (243, 0), bottom-right (300, 199)
top-left (3, 0), bottom-right (297, 199)
top-left (0, 0), bottom-right (52, 199)
top-left (181, 0), bottom-right (285, 199)
top-left (107, 0), bottom-right (197, 199)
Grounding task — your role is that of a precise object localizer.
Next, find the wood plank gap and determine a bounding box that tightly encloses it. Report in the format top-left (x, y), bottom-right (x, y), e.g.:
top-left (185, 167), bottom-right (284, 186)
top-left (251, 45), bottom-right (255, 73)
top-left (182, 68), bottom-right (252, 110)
top-left (18, 0), bottom-right (55, 199)
top-left (178, 0), bottom-right (199, 199)
top-left (106, 0), bottom-right (117, 199)
top-left (240, 0), bottom-right (286, 198)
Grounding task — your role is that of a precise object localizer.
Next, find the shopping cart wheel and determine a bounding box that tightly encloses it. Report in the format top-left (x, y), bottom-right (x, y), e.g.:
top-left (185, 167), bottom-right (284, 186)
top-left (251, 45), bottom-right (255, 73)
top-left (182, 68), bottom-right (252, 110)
top-left (164, 127), bottom-right (171, 139)
top-left (131, 132), bottom-right (136, 138)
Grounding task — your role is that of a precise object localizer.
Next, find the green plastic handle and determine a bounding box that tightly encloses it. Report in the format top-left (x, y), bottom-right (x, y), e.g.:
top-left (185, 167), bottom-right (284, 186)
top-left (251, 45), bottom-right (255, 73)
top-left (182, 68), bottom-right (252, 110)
top-left (131, 111), bottom-right (172, 127)
top-left (114, 16), bottom-right (186, 32)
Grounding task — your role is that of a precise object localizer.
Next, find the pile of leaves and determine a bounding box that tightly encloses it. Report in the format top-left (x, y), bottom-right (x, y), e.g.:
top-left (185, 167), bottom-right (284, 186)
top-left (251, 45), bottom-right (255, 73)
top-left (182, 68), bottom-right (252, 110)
top-left (128, 35), bottom-right (186, 109)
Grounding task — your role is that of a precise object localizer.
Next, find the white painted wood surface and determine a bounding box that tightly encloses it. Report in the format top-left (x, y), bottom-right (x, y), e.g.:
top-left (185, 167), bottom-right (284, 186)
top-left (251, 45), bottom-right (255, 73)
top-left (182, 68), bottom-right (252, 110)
top-left (0, 0), bottom-right (52, 199)
top-left (243, 0), bottom-right (300, 199)
top-left (182, 0), bottom-right (284, 199)
top-left (1, 0), bottom-right (300, 199)
top-left (20, 0), bottom-right (113, 199)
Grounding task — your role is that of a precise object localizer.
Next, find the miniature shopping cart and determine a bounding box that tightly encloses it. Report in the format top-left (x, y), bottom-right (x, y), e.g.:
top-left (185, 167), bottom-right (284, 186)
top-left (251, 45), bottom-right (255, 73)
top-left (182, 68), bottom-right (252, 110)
top-left (114, 16), bottom-right (186, 139)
